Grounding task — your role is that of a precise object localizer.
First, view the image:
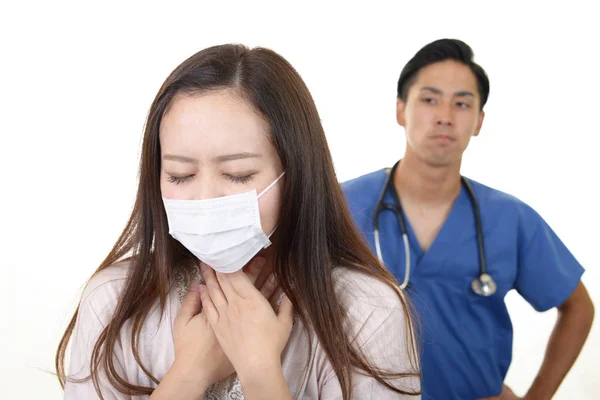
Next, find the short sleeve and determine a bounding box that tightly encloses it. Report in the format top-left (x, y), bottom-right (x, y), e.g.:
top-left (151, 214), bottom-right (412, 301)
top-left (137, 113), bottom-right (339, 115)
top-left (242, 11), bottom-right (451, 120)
top-left (64, 267), bottom-right (131, 399)
top-left (515, 206), bottom-right (585, 312)
top-left (318, 270), bottom-right (421, 399)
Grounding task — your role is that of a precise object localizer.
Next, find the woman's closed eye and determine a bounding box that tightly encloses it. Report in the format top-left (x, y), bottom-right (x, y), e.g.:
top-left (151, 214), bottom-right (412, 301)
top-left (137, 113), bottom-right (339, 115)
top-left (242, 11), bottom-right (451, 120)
top-left (224, 173), bottom-right (254, 184)
top-left (166, 173), bottom-right (254, 185)
top-left (168, 174), bottom-right (195, 185)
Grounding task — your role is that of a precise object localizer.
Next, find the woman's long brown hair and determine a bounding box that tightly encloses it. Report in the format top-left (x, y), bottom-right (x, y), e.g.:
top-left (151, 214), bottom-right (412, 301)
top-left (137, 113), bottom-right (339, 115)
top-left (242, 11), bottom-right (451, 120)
top-left (56, 44), bottom-right (421, 399)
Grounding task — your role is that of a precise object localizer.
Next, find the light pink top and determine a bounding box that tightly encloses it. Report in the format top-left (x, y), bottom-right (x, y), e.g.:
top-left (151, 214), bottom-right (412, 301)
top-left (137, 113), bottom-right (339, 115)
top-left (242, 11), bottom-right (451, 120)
top-left (64, 261), bottom-right (421, 399)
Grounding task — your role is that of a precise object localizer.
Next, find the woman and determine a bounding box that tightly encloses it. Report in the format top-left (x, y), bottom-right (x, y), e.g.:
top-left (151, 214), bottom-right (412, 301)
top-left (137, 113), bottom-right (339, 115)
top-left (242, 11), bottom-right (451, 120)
top-left (56, 43), bottom-right (421, 399)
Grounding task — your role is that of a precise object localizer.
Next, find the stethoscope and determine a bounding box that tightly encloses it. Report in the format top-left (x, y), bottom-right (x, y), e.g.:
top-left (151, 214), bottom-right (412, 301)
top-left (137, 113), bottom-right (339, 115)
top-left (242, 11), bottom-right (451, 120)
top-left (373, 160), bottom-right (497, 296)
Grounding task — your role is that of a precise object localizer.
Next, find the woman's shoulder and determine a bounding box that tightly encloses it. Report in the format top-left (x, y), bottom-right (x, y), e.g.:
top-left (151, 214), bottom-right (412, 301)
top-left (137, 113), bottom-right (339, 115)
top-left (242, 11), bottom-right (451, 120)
top-left (82, 261), bottom-right (130, 300)
top-left (332, 267), bottom-right (404, 311)
top-left (332, 267), bottom-right (411, 344)
top-left (77, 260), bottom-right (131, 325)
top-left (78, 259), bottom-right (197, 320)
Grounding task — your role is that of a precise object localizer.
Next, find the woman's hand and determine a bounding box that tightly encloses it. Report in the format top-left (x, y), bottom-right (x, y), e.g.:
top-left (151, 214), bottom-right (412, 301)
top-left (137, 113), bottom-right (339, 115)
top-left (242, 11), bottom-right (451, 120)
top-left (200, 262), bottom-right (294, 384)
top-left (151, 257), bottom-right (279, 400)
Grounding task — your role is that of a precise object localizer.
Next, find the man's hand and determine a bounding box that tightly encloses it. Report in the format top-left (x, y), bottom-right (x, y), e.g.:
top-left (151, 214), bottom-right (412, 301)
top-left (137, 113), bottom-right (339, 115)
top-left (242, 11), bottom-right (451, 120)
top-left (480, 385), bottom-right (521, 400)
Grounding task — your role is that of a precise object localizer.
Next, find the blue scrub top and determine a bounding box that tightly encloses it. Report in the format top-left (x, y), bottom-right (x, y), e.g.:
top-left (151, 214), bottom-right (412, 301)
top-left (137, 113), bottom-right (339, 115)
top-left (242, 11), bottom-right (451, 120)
top-left (341, 168), bottom-right (584, 400)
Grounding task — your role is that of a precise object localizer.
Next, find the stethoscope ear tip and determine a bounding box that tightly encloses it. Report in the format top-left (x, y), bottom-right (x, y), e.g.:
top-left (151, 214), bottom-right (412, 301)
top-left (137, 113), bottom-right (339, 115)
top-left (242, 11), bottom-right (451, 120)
top-left (472, 273), bottom-right (497, 296)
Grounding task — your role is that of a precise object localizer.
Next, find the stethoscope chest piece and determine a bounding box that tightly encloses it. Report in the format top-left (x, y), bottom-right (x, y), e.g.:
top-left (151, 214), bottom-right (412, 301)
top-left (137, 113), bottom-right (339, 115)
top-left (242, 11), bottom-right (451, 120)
top-left (471, 273), bottom-right (497, 296)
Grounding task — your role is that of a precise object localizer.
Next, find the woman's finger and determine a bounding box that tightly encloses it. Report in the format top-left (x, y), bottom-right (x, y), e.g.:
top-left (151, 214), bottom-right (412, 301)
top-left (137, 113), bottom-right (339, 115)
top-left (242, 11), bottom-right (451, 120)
top-left (242, 256), bottom-right (266, 286)
top-left (277, 295), bottom-right (294, 330)
top-left (268, 286), bottom-right (285, 311)
top-left (226, 269), bottom-right (260, 299)
top-left (200, 262), bottom-right (228, 311)
top-left (175, 280), bottom-right (202, 328)
top-left (199, 284), bottom-right (219, 325)
top-left (260, 273), bottom-right (279, 301)
top-left (216, 271), bottom-right (239, 301)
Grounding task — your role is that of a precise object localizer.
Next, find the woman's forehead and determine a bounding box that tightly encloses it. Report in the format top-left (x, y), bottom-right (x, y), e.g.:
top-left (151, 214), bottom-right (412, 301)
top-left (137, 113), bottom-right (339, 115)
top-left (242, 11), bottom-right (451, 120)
top-left (160, 91), bottom-right (272, 160)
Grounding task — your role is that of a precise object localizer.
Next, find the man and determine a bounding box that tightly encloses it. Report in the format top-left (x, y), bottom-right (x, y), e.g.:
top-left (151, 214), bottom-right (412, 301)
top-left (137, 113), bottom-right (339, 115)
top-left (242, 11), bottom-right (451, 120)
top-left (341, 39), bottom-right (594, 399)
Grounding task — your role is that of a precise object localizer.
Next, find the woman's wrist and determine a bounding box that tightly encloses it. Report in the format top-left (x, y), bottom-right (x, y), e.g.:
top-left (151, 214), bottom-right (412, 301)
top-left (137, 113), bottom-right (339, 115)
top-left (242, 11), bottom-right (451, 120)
top-left (238, 360), bottom-right (292, 400)
top-left (151, 360), bottom-right (209, 400)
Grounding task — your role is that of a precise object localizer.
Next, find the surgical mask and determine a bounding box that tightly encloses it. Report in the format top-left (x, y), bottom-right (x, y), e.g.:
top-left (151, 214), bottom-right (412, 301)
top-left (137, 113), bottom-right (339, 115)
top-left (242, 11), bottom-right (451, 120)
top-left (162, 172), bottom-right (285, 273)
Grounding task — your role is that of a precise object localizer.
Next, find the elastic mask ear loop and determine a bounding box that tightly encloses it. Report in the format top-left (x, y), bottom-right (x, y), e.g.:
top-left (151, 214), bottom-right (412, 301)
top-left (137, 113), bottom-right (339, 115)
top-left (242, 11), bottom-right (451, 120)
top-left (257, 171), bottom-right (285, 238)
top-left (267, 225), bottom-right (278, 239)
top-left (258, 171), bottom-right (286, 198)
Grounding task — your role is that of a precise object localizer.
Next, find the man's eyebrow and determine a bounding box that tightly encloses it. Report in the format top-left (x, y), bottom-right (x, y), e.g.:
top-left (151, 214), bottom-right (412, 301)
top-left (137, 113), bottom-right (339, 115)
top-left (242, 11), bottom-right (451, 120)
top-left (420, 87), bottom-right (475, 98)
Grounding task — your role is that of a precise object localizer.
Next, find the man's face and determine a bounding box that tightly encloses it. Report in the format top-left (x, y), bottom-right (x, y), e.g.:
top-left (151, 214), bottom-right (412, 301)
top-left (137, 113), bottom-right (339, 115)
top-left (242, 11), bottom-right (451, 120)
top-left (397, 60), bottom-right (485, 167)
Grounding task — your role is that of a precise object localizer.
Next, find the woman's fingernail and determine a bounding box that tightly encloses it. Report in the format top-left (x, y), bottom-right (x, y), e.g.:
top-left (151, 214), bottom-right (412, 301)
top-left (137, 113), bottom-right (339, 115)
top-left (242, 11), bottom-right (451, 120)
top-left (189, 280), bottom-right (200, 291)
top-left (276, 293), bottom-right (285, 307)
top-left (198, 284), bottom-right (206, 293)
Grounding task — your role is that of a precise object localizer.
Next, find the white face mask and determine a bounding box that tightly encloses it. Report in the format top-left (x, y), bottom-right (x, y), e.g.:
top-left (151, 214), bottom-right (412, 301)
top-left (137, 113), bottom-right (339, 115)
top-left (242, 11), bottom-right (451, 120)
top-left (162, 172), bottom-right (285, 273)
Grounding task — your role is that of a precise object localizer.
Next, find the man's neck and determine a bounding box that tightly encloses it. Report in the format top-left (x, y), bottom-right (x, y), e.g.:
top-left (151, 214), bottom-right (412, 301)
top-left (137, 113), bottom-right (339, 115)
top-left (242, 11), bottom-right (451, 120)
top-left (393, 152), bottom-right (462, 206)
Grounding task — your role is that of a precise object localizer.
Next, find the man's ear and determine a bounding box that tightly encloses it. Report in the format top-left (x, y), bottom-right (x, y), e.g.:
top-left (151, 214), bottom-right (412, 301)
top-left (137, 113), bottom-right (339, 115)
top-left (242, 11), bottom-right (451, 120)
top-left (473, 110), bottom-right (485, 137)
top-left (396, 98), bottom-right (407, 127)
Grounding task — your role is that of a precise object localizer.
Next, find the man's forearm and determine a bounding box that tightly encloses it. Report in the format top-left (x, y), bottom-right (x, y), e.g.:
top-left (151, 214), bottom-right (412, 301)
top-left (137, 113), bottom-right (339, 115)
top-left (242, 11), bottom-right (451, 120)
top-left (525, 294), bottom-right (594, 399)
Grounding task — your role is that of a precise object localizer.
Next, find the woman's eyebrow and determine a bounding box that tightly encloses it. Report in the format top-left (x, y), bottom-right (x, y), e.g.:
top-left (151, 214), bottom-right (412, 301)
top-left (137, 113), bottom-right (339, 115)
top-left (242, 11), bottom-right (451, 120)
top-left (163, 154), bottom-right (198, 164)
top-left (213, 152), bottom-right (261, 163)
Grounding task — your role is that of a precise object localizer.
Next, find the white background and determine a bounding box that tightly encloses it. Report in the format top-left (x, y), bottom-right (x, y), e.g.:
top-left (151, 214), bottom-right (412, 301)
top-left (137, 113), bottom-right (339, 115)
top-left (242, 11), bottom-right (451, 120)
top-left (0, 1), bottom-right (598, 398)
